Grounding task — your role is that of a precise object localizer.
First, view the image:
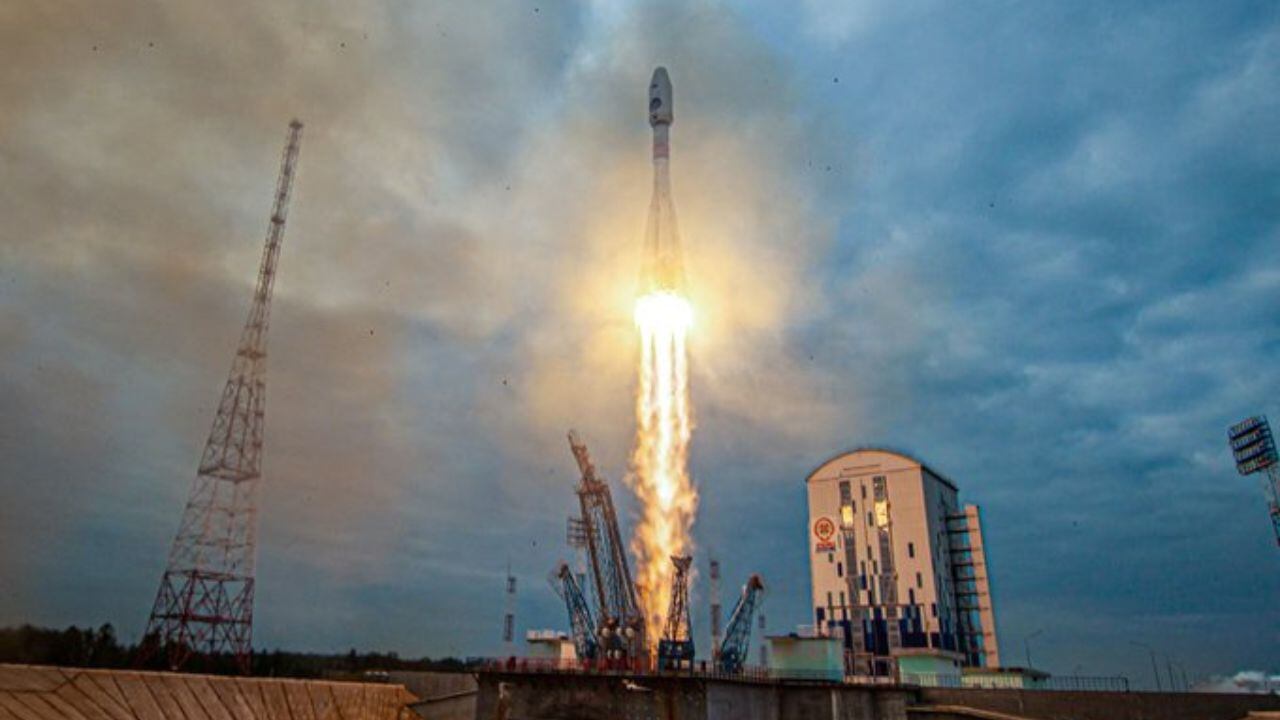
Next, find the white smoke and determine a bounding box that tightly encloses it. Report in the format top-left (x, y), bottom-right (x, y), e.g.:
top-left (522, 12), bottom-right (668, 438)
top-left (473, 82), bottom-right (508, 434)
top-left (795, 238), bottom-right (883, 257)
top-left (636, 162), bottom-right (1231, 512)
top-left (1193, 671), bottom-right (1280, 695)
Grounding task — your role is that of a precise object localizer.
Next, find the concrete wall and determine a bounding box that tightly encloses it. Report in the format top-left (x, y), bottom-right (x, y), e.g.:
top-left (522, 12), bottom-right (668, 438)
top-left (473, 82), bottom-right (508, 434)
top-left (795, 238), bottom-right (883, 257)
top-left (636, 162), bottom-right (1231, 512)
top-left (473, 671), bottom-right (1280, 720)
top-left (475, 671), bottom-right (915, 720)
top-left (706, 682), bottom-right (777, 720)
top-left (781, 685), bottom-right (912, 720)
top-left (391, 671), bottom-right (476, 720)
top-left (916, 688), bottom-right (1280, 720)
top-left (476, 672), bottom-right (706, 720)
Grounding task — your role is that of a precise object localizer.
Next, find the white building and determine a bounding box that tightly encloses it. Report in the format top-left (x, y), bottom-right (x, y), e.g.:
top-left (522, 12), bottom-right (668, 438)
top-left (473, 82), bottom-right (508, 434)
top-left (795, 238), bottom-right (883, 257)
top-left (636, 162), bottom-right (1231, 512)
top-left (524, 630), bottom-right (577, 662)
top-left (806, 448), bottom-right (1000, 677)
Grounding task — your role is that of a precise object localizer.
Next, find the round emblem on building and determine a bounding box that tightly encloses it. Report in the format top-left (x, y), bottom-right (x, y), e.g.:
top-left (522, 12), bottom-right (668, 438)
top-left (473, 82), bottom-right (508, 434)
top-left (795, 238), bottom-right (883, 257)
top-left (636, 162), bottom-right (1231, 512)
top-left (813, 516), bottom-right (836, 542)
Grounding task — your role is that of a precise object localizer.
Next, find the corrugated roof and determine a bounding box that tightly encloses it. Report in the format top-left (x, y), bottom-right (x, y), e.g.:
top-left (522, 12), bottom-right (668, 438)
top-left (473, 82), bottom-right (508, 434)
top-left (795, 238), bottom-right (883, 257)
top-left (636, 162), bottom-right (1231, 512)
top-left (0, 663), bottom-right (418, 720)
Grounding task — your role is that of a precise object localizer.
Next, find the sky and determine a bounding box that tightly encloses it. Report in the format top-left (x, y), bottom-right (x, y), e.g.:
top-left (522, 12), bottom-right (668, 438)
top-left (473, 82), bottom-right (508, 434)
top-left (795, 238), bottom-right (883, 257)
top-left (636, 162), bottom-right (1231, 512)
top-left (1, 0), bottom-right (1278, 688)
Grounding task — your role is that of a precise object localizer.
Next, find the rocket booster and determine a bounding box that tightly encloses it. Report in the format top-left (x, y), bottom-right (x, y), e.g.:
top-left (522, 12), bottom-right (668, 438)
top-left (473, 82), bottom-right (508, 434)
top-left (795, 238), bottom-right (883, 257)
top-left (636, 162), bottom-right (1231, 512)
top-left (642, 67), bottom-right (686, 294)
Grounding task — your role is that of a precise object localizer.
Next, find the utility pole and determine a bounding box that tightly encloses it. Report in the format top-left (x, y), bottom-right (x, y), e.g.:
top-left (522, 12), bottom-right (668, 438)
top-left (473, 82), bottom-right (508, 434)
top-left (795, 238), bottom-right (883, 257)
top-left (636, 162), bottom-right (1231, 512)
top-left (141, 120), bottom-right (303, 674)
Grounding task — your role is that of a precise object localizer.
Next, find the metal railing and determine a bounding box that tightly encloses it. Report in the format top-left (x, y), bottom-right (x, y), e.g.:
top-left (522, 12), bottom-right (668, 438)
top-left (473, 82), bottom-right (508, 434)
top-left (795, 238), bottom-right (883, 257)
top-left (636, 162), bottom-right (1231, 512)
top-left (480, 659), bottom-right (1129, 693)
top-left (902, 673), bottom-right (1130, 692)
top-left (482, 657), bottom-right (816, 684)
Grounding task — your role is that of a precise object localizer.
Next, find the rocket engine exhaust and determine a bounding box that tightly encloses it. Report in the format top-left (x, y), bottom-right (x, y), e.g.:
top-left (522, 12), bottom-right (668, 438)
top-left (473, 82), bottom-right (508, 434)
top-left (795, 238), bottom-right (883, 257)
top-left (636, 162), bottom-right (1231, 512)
top-left (631, 66), bottom-right (698, 649)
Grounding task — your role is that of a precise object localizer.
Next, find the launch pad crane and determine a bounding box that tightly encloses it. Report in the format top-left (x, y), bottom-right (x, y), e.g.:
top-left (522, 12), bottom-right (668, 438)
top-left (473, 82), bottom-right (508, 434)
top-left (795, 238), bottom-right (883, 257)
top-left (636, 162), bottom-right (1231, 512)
top-left (550, 562), bottom-right (598, 661)
top-left (567, 431), bottom-right (647, 660)
top-left (657, 555), bottom-right (694, 670)
top-left (718, 574), bottom-right (764, 674)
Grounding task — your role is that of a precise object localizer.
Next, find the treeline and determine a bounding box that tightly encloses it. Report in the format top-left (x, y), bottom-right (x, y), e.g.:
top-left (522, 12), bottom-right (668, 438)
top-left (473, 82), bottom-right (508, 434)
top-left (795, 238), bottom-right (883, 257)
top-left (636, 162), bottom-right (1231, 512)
top-left (0, 624), bottom-right (129, 668)
top-left (0, 624), bottom-right (474, 678)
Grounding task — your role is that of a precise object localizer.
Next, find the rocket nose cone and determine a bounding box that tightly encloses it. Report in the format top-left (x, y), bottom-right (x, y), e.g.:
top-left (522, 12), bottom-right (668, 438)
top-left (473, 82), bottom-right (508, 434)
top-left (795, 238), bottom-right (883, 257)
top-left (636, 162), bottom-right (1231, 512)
top-left (649, 66), bottom-right (673, 126)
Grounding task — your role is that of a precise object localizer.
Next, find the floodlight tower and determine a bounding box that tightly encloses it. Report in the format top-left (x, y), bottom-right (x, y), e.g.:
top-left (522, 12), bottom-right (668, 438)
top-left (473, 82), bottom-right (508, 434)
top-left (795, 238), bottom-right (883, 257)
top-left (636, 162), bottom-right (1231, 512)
top-left (143, 120), bottom-right (303, 673)
top-left (1228, 415), bottom-right (1280, 547)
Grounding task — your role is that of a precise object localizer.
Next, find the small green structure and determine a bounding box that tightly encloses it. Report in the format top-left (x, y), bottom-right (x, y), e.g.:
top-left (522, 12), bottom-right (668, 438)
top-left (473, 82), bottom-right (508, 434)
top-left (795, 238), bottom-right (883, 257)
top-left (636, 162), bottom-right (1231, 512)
top-left (767, 635), bottom-right (843, 682)
top-left (897, 649), bottom-right (964, 684)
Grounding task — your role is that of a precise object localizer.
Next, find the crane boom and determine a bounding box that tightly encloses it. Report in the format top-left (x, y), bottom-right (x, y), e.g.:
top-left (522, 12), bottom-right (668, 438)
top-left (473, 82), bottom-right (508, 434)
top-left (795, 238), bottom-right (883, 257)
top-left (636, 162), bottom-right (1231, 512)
top-left (550, 562), bottom-right (598, 661)
top-left (718, 574), bottom-right (764, 673)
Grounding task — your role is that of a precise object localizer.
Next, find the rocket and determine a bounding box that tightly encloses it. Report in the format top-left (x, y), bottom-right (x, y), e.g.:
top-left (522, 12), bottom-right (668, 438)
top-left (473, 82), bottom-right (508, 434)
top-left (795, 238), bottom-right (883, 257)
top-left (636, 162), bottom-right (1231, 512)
top-left (641, 67), bottom-right (686, 295)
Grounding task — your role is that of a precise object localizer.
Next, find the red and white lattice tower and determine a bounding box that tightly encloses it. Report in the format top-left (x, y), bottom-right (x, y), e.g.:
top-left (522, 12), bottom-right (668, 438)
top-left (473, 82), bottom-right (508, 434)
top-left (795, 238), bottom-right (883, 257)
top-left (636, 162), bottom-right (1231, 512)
top-left (143, 120), bottom-right (303, 673)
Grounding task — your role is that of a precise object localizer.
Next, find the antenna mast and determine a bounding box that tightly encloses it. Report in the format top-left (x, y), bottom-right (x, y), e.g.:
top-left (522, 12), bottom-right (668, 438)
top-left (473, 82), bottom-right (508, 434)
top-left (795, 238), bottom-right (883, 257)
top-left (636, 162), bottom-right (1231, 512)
top-left (142, 120), bottom-right (303, 673)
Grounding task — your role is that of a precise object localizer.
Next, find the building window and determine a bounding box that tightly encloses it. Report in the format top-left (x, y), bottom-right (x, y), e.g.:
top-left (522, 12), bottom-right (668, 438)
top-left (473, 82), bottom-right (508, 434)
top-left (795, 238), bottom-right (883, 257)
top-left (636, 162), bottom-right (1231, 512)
top-left (916, 572), bottom-right (923, 588)
top-left (931, 603), bottom-right (937, 617)
top-left (861, 484), bottom-right (867, 499)
top-left (839, 480), bottom-right (852, 503)
top-left (828, 553), bottom-right (833, 563)
top-left (908, 588), bottom-right (915, 605)
top-left (816, 607), bottom-right (826, 623)
top-left (908, 542), bottom-right (915, 558)
top-left (839, 591), bottom-right (845, 607)
top-left (837, 562), bottom-right (843, 577)
top-left (827, 592), bottom-right (833, 608)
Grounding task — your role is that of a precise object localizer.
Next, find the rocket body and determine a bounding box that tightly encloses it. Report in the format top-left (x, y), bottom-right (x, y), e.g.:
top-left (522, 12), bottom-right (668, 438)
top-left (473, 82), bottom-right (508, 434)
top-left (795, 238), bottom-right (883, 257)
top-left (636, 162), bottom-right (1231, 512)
top-left (642, 67), bottom-right (686, 295)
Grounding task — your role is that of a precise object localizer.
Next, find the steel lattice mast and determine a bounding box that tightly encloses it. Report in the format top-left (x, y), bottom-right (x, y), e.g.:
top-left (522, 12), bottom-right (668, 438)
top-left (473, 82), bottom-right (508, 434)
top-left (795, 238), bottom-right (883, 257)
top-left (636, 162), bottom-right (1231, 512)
top-left (143, 120), bottom-right (303, 673)
top-left (567, 430), bottom-right (646, 661)
top-left (657, 555), bottom-right (693, 669)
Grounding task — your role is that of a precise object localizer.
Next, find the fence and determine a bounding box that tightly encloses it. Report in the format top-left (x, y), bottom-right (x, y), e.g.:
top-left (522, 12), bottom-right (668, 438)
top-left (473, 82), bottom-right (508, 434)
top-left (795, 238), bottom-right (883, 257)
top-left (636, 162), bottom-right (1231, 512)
top-left (484, 657), bottom-right (794, 684)
top-left (484, 659), bottom-right (1131, 693)
top-left (901, 673), bottom-right (1130, 692)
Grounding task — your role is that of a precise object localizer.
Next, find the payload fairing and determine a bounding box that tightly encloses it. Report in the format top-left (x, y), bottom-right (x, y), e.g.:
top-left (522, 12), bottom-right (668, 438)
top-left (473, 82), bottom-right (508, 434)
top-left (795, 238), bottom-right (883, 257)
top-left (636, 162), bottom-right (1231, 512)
top-left (642, 67), bottom-right (686, 295)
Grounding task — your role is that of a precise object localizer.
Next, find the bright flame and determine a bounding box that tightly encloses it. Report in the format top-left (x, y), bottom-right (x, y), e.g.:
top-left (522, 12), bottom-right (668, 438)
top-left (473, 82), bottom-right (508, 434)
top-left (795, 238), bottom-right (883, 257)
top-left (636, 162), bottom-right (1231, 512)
top-left (631, 290), bottom-right (697, 647)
